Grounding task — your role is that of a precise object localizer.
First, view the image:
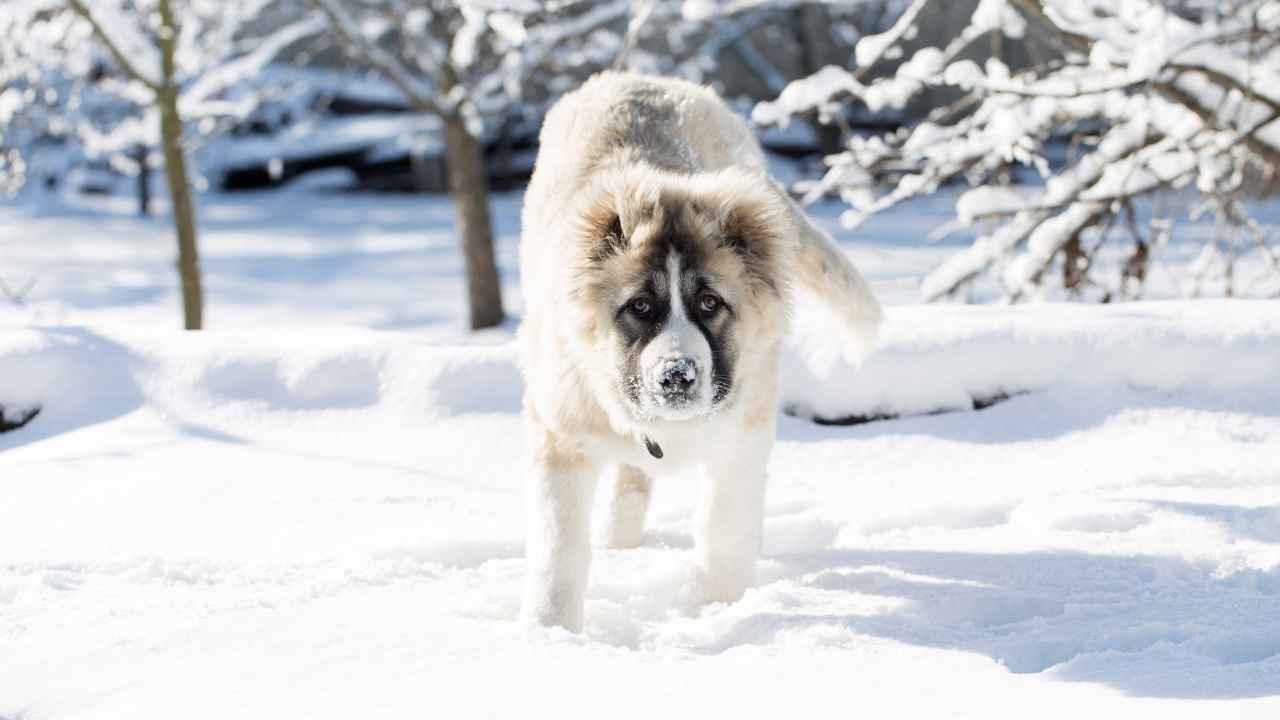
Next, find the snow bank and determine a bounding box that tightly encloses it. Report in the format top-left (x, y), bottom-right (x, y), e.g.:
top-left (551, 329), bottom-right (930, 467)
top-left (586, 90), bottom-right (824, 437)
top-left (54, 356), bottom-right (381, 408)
top-left (0, 328), bottom-right (521, 441)
top-left (783, 300), bottom-right (1280, 423)
top-left (3, 301), bottom-right (1277, 447)
top-left (0, 328), bottom-right (142, 444)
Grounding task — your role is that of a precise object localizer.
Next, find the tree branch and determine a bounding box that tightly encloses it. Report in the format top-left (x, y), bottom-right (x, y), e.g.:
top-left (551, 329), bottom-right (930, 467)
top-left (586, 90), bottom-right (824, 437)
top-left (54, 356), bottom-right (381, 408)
top-left (65, 0), bottom-right (162, 93)
top-left (307, 0), bottom-right (446, 116)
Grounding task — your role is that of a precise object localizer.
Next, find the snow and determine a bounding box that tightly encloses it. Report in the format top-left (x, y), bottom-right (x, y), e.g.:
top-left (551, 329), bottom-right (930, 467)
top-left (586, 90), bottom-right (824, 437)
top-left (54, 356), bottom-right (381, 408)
top-left (3, 303), bottom-right (1280, 716)
top-left (971, 0), bottom-right (1025, 39)
top-left (309, 0), bottom-right (443, 112)
top-left (785, 300), bottom-right (1280, 421)
top-left (752, 65), bottom-right (862, 127)
top-left (73, 1), bottom-right (163, 89)
top-left (177, 14), bottom-right (326, 120)
top-left (2, 180), bottom-right (1280, 716)
top-left (763, 0), bottom-right (1280, 304)
top-left (943, 58), bottom-right (987, 90)
top-left (956, 185), bottom-right (1029, 224)
top-left (854, 0), bottom-right (927, 69)
top-left (450, 4), bottom-right (488, 70)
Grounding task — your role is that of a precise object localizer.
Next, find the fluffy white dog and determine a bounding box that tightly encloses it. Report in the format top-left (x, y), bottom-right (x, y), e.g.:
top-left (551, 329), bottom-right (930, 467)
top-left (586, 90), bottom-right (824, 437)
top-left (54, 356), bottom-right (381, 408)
top-left (519, 72), bottom-right (881, 631)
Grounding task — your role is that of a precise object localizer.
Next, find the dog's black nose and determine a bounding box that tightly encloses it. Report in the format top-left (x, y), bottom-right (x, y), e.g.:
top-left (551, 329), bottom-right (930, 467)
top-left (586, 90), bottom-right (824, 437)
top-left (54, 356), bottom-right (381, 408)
top-left (656, 358), bottom-right (697, 394)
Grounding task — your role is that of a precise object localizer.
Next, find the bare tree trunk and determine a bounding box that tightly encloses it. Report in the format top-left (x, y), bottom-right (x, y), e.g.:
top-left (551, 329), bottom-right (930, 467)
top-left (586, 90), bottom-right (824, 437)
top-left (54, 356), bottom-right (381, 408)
top-left (444, 115), bottom-right (504, 330)
top-left (156, 0), bottom-right (202, 330)
top-left (134, 144), bottom-right (150, 217)
top-left (68, 0), bottom-right (202, 328)
top-left (158, 92), bottom-right (203, 330)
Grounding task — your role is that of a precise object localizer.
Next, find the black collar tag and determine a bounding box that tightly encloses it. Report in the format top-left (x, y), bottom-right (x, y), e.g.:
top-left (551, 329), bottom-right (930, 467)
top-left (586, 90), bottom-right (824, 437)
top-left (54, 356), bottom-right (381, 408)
top-left (643, 435), bottom-right (663, 459)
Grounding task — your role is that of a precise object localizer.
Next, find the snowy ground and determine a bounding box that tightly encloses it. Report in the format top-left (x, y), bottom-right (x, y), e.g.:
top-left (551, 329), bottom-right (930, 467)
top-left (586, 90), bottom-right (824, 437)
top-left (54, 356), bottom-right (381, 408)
top-left (2, 183), bottom-right (1280, 717)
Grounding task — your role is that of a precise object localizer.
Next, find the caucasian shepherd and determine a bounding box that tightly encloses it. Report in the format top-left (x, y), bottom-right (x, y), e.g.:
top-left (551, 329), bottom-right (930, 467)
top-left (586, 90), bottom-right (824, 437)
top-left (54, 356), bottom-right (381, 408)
top-left (519, 72), bottom-right (881, 631)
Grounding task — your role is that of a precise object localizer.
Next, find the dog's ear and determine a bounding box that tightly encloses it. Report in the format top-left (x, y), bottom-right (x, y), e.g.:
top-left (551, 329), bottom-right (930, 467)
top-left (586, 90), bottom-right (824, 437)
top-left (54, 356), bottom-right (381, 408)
top-left (702, 171), bottom-right (788, 296)
top-left (576, 167), bottom-right (671, 261)
top-left (720, 199), bottom-right (781, 256)
top-left (576, 190), bottom-right (627, 262)
top-left (592, 212), bottom-right (626, 262)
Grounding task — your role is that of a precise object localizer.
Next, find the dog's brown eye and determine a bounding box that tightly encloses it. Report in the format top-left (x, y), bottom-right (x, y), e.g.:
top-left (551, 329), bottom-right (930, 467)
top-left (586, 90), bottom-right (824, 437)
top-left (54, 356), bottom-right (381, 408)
top-left (629, 297), bottom-right (653, 316)
top-left (698, 294), bottom-right (721, 313)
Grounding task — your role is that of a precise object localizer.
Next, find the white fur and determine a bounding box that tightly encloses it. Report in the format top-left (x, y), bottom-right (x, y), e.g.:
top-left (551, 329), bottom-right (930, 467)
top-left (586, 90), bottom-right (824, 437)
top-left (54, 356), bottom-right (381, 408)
top-left (518, 72), bottom-right (881, 632)
top-left (595, 463), bottom-right (651, 550)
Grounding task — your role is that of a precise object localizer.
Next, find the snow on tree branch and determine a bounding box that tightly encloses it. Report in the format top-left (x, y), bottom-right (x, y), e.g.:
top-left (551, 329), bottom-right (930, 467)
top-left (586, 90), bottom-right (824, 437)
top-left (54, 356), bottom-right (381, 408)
top-left (65, 0), bottom-right (164, 90)
top-left (307, 0), bottom-right (631, 132)
top-left (179, 13), bottom-right (327, 119)
top-left (307, 0), bottom-right (447, 115)
top-left (1, 1), bottom-right (326, 198)
top-left (758, 0), bottom-right (1280, 302)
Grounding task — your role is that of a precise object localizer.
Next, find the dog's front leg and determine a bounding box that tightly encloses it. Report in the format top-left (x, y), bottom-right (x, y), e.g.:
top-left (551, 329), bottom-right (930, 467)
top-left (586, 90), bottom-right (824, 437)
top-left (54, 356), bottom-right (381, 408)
top-left (692, 429), bottom-right (773, 604)
top-left (599, 463), bottom-right (652, 549)
top-left (520, 427), bottom-right (598, 632)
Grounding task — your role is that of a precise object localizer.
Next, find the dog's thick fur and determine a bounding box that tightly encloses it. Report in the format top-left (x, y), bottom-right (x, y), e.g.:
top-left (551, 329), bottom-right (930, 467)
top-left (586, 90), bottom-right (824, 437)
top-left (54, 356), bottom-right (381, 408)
top-left (519, 72), bottom-right (881, 631)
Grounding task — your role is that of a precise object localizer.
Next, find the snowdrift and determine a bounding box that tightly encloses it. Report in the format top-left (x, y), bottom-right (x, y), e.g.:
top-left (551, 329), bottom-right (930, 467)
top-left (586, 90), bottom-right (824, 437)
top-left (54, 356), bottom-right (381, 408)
top-left (3, 300), bottom-right (1277, 446)
top-left (785, 300), bottom-right (1280, 423)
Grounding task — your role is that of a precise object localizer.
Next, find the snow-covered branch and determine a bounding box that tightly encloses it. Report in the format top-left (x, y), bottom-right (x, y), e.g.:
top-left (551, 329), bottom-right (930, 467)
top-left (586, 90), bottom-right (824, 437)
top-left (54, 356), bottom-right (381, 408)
top-left (307, 0), bottom-right (447, 115)
top-left (308, 0), bottom-right (632, 128)
top-left (759, 0), bottom-right (1280, 302)
top-left (65, 0), bottom-right (163, 91)
top-left (180, 13), bottom-right (327, 119)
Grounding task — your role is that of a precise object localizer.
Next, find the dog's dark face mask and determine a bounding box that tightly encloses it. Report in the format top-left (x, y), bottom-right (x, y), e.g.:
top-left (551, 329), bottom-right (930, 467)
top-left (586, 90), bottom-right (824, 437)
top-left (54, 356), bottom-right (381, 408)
top-left (611, 238), bottom-right (738, 422)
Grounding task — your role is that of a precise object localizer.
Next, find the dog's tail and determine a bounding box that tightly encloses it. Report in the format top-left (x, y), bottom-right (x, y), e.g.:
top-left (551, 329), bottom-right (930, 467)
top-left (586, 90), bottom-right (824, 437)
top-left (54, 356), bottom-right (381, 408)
top-left (777, 185), bottom-right (883, 361)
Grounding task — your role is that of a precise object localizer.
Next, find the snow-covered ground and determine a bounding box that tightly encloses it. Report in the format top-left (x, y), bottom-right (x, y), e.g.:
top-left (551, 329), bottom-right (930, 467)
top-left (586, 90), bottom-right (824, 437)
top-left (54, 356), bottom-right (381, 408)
top-left (2, 184), bottom-right (1279, 717)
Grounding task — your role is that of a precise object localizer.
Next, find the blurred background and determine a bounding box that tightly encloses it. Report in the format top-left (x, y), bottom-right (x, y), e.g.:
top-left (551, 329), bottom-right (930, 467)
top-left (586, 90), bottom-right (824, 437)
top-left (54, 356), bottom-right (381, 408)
top-left (2, 0), bottom-right (1277, 334)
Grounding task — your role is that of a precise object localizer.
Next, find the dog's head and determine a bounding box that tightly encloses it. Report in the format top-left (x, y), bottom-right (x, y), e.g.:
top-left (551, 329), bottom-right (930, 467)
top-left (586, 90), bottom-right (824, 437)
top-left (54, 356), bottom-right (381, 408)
top-left (569, 165), bottom-right (788, 423)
